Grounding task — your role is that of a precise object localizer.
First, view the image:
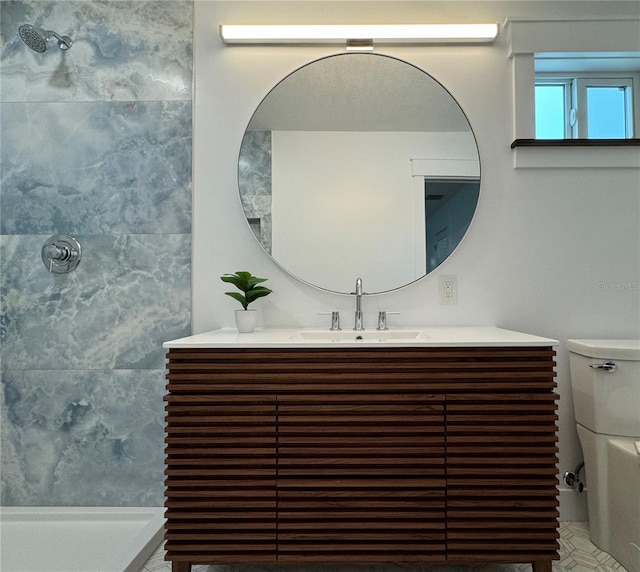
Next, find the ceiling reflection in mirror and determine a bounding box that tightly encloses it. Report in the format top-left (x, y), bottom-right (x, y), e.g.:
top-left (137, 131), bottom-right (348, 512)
top-left (238, 53), bottom-right (480, 294)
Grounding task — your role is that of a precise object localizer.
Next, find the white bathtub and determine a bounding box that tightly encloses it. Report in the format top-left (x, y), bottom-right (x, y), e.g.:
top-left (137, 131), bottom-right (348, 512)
top-left (0, 507), bottom-right (165, 572)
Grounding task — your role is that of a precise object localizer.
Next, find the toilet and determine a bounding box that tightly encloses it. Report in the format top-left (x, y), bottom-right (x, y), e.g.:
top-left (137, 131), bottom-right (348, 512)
top-left (568, 339), bottom-right (640, 572)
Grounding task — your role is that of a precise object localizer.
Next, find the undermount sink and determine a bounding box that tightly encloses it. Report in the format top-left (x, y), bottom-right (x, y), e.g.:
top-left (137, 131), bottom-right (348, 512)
top-left (287, 330), bottom-right (427, 342)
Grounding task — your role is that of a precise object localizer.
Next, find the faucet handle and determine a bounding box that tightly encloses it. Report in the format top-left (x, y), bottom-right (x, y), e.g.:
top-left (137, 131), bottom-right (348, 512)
top-left (318, 311), bottom-right (341, 331)
top-left (377, 311), bottom-right (399, 331)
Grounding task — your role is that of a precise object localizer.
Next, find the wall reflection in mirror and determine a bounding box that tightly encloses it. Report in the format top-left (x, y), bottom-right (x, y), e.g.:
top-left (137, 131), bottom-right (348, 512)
top-left (238, 53), bottom-right (480, 294)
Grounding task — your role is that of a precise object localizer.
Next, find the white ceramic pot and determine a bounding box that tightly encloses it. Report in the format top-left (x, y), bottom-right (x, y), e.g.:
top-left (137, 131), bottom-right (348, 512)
top-left (235, 309), bottom-right (257, 333)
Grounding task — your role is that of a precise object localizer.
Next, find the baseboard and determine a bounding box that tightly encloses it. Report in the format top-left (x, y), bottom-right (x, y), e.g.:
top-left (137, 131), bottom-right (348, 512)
top-left (559, 486), bottom-right (589, 522)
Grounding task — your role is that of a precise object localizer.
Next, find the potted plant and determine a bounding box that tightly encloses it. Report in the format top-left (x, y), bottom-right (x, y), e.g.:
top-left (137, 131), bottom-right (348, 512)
top-left (221, 271), bottom-right (273, 333)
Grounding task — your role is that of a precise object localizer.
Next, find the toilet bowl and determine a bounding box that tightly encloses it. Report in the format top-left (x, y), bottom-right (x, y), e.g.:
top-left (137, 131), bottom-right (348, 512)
top-left (568, 339), bottom-right (640, 572)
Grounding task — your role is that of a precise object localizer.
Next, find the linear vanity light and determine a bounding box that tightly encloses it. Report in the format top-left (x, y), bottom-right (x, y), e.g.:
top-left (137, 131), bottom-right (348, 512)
top-left (219, 24), bottom-right (500, 46)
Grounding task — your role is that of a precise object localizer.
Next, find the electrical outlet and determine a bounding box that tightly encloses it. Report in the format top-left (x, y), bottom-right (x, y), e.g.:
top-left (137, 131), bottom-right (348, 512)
top-left (439, 275), bottom-right (457, 305)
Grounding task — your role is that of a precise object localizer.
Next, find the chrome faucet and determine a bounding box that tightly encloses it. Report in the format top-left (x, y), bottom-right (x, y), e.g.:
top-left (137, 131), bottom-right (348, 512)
top-left (353, 277), bottom-right (364, 331)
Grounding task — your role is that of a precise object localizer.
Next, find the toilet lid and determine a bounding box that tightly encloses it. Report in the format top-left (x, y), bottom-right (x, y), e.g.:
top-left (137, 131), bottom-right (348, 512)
top-left (567, 339), bottom-right (640, 360)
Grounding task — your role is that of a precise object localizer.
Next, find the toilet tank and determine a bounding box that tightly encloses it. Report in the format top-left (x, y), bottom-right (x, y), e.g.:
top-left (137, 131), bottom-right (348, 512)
top-left (567, 339), bottom-right (640, 437)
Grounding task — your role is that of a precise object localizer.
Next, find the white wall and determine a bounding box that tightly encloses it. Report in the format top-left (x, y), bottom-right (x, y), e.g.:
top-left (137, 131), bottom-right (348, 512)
top-left (273, 131), bottom-right (421, 292)
top-left (193, 0), bottom-right (640, 520)
top-left (271, 131), bottom-right (477, 292)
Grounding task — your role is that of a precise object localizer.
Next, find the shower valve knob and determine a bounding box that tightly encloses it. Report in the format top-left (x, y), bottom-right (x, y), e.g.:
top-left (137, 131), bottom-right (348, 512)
top-left (41, 235), bottom-right (82, 274)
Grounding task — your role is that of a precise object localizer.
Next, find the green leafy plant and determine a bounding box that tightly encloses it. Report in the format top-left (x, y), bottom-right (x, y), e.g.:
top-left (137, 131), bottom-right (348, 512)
top-left (221, 271), bottom-right (273, 310)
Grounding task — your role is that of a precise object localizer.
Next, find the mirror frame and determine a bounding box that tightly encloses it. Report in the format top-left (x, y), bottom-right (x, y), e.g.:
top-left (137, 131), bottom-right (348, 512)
top-left (237, 52), bottom-right (481, 295)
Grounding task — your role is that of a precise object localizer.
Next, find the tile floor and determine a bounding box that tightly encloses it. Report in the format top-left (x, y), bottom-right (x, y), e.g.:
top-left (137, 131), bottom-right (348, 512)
top-left (139, 522), bottom-right (628, 572)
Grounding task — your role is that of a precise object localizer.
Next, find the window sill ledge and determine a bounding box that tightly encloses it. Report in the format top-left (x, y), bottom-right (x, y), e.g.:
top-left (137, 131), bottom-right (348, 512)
top-left (511, 139), bottom-right (640, 169)
top-left (511, 138), bottom-right (640, 148)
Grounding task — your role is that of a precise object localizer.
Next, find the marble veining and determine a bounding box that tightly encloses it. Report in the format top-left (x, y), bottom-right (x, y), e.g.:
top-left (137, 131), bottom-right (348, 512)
top-left (1, 0), bottom-right (192, 102)
top-left (1, 233), bottom-right (191, 370)
top-left (239, 130), bottom-right (273, 253)
top-left (1, 368), bottom-right (166, 506)
top-left (1, 0), bottom-right (192, 508)
top-left (1, 100), bottom-right (192, 236)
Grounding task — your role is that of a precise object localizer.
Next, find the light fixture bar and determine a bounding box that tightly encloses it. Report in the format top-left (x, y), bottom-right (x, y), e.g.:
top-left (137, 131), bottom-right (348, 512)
top-left (220, 24), bottom-right (499, 45)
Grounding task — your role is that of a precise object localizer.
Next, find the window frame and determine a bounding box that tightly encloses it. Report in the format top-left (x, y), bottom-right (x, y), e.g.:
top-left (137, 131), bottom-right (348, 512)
top-left (535, 71), bottom-right (640, 139)
top-left (576, 76), bottom-right (635, 138)
top-left (534, 77), bottom-right (574, 138)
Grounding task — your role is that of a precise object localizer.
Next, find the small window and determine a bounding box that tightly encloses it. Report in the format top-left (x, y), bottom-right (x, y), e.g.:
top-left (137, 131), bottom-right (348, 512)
top-left (581, 80), bottom-right (633, 138)
top-left (535, 80), bottom-right (572, 138)
top-left (535, 74), bottom-right (637, 139)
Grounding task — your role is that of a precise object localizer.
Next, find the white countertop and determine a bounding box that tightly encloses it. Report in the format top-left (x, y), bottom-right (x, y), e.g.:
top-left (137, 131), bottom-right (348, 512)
top-left (164, 327), bottom-right (558, 349)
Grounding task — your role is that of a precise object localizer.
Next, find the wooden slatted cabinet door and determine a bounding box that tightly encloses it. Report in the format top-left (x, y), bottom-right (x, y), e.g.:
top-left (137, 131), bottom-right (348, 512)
top-left (277, 392), bottom-right (446, 563)
top-left (164, 351), bottom-right (277, 566)
top-left (446, 384), bottom-right (559, 566)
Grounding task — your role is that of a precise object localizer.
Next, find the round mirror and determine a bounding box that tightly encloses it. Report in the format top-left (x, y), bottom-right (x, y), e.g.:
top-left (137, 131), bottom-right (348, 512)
top-left (238, 53), bottom-right (480, 294)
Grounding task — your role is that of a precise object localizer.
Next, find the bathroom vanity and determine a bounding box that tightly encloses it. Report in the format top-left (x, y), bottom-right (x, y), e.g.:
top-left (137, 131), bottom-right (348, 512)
top-left (163, 328), bottom-right (559, 572)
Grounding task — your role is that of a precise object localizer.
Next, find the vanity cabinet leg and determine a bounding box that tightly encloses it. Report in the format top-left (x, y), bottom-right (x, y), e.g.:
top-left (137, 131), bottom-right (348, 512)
top-left (532, 560), bottom-right (552, 572)
top-left (172, 562), bottom-right (191, 572)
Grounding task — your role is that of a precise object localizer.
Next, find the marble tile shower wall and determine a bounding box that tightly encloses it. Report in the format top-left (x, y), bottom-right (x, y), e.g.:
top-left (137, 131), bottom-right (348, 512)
top-left (0, 0), bottom-right (192, 506)
top-left (239, 131), bottom-right (272, 253)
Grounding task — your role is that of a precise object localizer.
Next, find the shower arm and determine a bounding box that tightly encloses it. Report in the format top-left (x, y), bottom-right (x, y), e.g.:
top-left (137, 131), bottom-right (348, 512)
top-left (46, 30), bottom-right (73, 50)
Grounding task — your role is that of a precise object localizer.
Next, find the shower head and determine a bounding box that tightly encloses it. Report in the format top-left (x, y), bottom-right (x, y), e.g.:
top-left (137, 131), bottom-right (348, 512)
top-left (18, 24), bottom-right (73, 52)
